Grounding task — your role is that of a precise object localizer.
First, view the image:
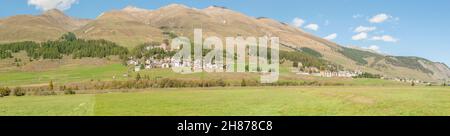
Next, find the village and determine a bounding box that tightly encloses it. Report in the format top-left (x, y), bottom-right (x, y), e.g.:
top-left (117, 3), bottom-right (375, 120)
top-left (125, 41), bottom-right (436, 85)
top-left (126, 41), bottom-right (226, 72)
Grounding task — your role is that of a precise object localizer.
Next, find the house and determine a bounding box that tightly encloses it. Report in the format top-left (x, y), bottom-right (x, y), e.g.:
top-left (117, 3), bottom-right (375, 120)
top-left (161, 63), bottom-right (170, 68)
top-left (145, 59), bottom-right (152, 65)
top-left (159, 42), bottom-right (171, 51)
top-left (145, 65), bottom-right (152, 69)
top-left (127, 59), bottom-right (139, 65)
top-left (134, 66), bottom-right (141, 72)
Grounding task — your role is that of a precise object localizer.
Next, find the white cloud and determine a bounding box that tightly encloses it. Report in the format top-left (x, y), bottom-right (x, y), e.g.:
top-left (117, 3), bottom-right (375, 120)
top-left (371, 35), bottom-right (398, 42)
top-left (369, 13), bottom-right (392, 23)
top-left (364, 45), bottom-right (380, 52)
top-left (28, 0), bottom-right (78, 11)
top-left (304, 23), bottom-right (319, 31)
top-left (292, 17), bottom-right (305, 28)
top-left (354, 26), bottom-right (377, 33)
top-left (324, 33), bottom-right (337, 40)
top-left (352, 32), bottom-right (368, 41)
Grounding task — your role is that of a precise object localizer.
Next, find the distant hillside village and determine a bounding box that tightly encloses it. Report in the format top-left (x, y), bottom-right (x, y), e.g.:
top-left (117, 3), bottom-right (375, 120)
top-left (124, 40), bottom-right (434, 85)
top-left (290, 65), bottom-right (427, 84)
top-left (127, 41), bottom-right (173, 71)
top-left (126, 41), bottom-right (229, 72)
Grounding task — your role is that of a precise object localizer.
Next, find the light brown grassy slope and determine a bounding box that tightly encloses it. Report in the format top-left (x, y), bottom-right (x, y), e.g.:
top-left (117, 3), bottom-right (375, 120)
top-left (0, 4), bottom-right (449, 82)
top-left (0, 9), bottom-right (90, 42)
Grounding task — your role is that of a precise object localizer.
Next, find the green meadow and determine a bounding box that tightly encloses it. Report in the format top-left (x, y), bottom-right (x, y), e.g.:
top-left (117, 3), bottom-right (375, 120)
top-left (1, 86), bottom-right (449, 116)
top-left (0, 62), bottom-right (408, 87)
top-left (0, 63), bottom-right (128, 86)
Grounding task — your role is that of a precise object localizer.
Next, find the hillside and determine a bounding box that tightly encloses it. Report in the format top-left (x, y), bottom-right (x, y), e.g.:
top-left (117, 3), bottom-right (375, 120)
top-left (0, 9), bottom-right (90, 43)
top-left (0, 4), bottom-right (449, 82)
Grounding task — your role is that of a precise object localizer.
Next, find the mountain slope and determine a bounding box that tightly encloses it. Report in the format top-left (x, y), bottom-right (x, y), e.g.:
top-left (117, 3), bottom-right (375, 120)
top-left (0, 9), bottom-right (90, 42)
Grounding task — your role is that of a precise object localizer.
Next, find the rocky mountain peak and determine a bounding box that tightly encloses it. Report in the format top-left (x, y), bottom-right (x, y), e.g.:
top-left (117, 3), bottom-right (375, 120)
top-left (42, 9), bottom-right (67, 17)
top-left (160, 3), bottom-right (190, 10)
top-left (122, 6), bottom-right (150, 12)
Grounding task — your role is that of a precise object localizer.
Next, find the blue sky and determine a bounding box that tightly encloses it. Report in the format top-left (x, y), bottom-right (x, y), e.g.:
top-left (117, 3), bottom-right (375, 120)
top-left (1, 0), bottom-right (449, 65)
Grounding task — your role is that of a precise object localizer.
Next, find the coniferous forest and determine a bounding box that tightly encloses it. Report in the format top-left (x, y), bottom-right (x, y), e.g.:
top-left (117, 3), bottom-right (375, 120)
top-left (0, 32), bottom-right (128, 60)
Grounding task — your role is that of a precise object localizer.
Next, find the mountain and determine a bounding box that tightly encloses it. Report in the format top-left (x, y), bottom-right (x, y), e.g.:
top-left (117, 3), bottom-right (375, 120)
top-left (0, 4), bottom-right (449, 82)
top-left (0, 9), bottom-right (90, 43)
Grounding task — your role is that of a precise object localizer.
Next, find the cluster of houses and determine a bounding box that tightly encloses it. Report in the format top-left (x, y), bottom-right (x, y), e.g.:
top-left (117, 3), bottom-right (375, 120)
top-left (126, 43), bottom-right (449, 86)
top-left (292, 67), bottom-right (362, 78)
top-left (291, 62), bottom-right (362, 78)
top-left (127, 42), bottom-right (172, 72)
top-left (127, 41), bottom-right (224, 72)
top-left (291, 65), bottom-right (431, 84)
top-left (129, 57), bottom-right (227, 72)
top-left (381, 77), bottom-right (424, 84)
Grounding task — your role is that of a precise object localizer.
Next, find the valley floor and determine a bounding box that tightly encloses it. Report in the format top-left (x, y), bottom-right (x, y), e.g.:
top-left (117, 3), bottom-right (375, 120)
top-left (0, 86), bottom-right (449, 116)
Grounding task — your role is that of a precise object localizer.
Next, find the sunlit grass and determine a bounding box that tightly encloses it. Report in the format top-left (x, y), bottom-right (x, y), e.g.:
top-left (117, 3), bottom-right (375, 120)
top-left (1, 86), bottom-right (449, 116)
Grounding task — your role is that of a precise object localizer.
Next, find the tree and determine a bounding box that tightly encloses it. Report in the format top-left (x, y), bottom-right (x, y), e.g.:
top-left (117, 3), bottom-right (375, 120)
top-left (13, 87), bottom-right (26, 96)
top-left (49, 80), bottom-right (54, 90)
top-left (241, 79), bottom-right (247, 87)
top-left (0, 87), bottom-right (11, 97)
top-left (0, 35), bottom-right (129, 61)
top-left (293, 61), bottom-right (299, 67)
top-left (135, 73), bottom-right (141, 81)
top-left (61, 32), bottom-right (77, 41)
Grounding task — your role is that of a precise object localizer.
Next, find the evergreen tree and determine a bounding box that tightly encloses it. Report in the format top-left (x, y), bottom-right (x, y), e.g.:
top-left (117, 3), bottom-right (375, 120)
top-left (136, 73), bottom-right (141, 81)
top-left (61, 32), bottom-right (77, 41)
top-left (0, 34), bottom-right (129, 60)
top-left (49, 80), bottom-right (54, 90)
top-left (293, 61), bottom-right (299, 67)
top-left (241, 79), bottom-right (247, 87)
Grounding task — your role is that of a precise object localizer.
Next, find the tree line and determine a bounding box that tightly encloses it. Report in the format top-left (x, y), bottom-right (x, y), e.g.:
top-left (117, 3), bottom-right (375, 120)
top-left (0, 32), bottom-right (336, 71)
top-left (0, 32), bottom-right (128, 60)
top-left (352, 72), bottom-right (382, 79)
top-left (279, 50), bottom-right (331, 69)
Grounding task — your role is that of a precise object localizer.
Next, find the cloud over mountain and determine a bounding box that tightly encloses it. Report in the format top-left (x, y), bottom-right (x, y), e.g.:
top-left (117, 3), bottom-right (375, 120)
top-left (28, 0), bottom-right (78, 11)
top-left (324, 33), bottom-right (337, 40)
top-left (292, 17), bottom-right (305, 28)
top-left (304, 23), bottom-right (319, 31)
top-left (352, 32), bottom-right (368, 40)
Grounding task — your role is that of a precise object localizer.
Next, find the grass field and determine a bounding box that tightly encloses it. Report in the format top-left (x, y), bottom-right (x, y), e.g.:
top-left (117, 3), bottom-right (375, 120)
top-left (0, 63), bottom-right (128, 86)
top-left (1, 60), bottom-right (407, 87)
top-left (1, 86), bottom-right (449, 116)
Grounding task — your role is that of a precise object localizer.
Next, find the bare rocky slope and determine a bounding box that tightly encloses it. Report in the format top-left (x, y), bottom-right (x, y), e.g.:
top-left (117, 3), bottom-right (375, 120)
top-left (0, 4), bottom-right (448, 82)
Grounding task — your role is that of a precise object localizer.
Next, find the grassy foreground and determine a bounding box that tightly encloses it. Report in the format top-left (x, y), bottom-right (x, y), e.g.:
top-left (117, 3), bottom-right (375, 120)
top-left (0, 86), bottom-right (449, 116)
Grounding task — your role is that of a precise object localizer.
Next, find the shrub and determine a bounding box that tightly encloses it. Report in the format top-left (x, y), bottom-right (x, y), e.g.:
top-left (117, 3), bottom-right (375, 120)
top-left (64, 88), bottom-right (76, 95)
top-left (353, 72), bottom-right (381, 79)
top-left (38, 91), bottom-right (57, 96)
top-left (293, 61), bottom-right (298, 67)
top-left (13, 87), bottom-right (26, 96)
top-left (0, 87), bottom-right (11, 97)
top-left (241, 79), bottom-right (247, 87)
top-left (49, 80), bottom-right (54, 90)
top-left (136, 73), bottom-right (141, 81)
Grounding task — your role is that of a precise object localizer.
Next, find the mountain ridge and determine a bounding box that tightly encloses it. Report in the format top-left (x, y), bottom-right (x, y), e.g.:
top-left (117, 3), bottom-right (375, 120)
top-left (0, 4), bottom-right (448, 82)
